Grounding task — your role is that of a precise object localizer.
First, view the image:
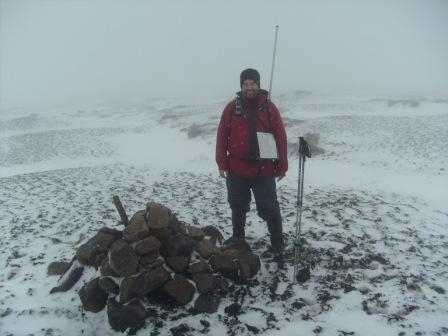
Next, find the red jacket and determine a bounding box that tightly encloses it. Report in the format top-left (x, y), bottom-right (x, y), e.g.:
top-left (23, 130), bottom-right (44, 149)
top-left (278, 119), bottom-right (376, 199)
top-left (216, 90), bottom-right (288, 178)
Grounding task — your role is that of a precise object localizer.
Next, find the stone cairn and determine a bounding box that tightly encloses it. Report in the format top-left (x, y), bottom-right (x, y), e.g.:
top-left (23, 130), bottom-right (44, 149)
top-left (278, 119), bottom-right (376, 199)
top-left (48, 199), bottom-right (261, 333)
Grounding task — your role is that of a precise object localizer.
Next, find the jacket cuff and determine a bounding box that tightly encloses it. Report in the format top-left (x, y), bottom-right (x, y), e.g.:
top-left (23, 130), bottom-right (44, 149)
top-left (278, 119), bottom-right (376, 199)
top-left (217, 162), bottom-right (227, 171)
top-left (275, 162), bottom-right (287, 176)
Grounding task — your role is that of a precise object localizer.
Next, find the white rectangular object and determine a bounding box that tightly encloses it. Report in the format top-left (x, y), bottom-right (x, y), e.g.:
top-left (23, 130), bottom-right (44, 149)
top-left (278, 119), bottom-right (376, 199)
top-left (256, 132), bottom-right (278, 160)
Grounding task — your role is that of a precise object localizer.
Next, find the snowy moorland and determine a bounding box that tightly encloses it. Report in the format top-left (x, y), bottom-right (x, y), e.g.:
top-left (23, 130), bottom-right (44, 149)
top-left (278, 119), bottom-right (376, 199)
top-left (0, 93), bottom-right (447, 336)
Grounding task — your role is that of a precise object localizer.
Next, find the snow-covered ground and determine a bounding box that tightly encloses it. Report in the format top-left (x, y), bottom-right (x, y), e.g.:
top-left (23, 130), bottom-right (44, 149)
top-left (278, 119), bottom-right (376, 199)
top-left (0, 93), bottom-right (447, 336)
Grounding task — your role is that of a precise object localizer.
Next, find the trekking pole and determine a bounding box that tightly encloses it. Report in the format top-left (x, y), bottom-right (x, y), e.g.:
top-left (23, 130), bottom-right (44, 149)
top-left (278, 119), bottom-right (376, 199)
top-left (293, 137), bottom-right (311, 283)
top-left (268, 25), bottom-right (279, 101)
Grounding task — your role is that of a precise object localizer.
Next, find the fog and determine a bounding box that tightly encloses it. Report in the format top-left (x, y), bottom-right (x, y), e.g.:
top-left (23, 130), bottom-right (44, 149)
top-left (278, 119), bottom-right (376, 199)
top-left (1, 0), bottom-right (447, 108)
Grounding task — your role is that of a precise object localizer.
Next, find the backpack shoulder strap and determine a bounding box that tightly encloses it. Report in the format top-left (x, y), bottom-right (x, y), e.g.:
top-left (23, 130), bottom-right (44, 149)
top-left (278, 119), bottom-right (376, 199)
top-left (235, 95), bottom-right (243, 116)
top-left (261, 99), bottom-right (269, 114)
top-left (259, 99), bottom-right (273, 131)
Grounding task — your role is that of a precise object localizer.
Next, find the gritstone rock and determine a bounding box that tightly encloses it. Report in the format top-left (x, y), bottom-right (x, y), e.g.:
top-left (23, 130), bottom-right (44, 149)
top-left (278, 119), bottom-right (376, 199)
top-left (49, 261), bottom-right (84, 294)
top-left (188, 261), bottom-right (212, 274)
top-left (194, 293), bottom-right (218, 314)
top-left (99, 227), bottom-right (123, 239)
top-left (169, 214), bottom-right (187, 235)
top-left (160, 234), bottom-right (197, 258)
top-left (139, 251), bottom-right (160, 265)
top-left (185, 225), bottom-right (205, 241)
top-left (100, 258), bottom-right (118, 277)
top-left (47, 261), bottom-right (70, 276)
top-left (143, 259), bottom-right (165, 273)
top-left (134, 236), bottom-right (161, 255)
top-left (123, 220), bottom-right (150, 243)
top-left (149, 227), bottom-right (173, 240)
top-left (78, 277), bottom-right (108, 313)
top-left (109, 239), bottom-right (139, 277)
top-left (166, 256), bottom-right (190, 273)
top-left (162, 275), bottom-right (195, 305)
top-left (202, 225), bottom-right (224, 244)
top-left (192, 273), bottom-right (216, 294)
top-left (119, 266), bottom-right (171, 303)
top-left (76, 228), bottom-right (121, 266)
top-left (195, 239), bottom-right (215, 260)
top-left (215, 276), bottom-right (230, 294)
top-left (209, 254), bottom-right (239, 281)
top-left (129, 210), bottom-right (146, 226)
top-left (99, 277), bottom-right (119, 295)
top-left (107, 298), bottom-right (146, 332)
top-left (123, 209), bottom-right (149, 243)
top-left (146, 202), bottom-right (171, 230)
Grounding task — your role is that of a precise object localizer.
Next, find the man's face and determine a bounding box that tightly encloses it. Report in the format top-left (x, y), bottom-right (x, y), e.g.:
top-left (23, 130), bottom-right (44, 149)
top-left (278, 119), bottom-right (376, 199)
top-left (241, 79), bottom-right (260, 100)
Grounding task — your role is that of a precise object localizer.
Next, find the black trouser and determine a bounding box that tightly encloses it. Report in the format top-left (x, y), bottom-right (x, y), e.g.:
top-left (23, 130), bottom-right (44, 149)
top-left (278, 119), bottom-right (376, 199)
top-left (226, 174), bottom-right (283, 248)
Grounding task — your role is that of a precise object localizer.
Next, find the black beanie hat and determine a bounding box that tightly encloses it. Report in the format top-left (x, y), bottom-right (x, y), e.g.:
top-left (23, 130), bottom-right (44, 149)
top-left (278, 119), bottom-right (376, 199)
top-left (240, 68), bottom-right (260, 88)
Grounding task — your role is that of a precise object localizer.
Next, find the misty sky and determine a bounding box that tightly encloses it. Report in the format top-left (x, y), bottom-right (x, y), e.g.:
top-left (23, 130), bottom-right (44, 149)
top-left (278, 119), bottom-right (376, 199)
top-left (1, 0), bottom-right (447, 107)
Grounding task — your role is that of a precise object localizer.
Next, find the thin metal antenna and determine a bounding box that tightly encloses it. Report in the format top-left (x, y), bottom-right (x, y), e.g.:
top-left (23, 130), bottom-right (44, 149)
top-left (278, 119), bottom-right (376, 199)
top-left (268, 25), bottom-right (279, 101)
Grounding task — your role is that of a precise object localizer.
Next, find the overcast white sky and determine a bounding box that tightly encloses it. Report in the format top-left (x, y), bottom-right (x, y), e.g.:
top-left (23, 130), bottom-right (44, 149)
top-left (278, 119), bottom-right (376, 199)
top-left (1, 0), bottom-right (447, 107)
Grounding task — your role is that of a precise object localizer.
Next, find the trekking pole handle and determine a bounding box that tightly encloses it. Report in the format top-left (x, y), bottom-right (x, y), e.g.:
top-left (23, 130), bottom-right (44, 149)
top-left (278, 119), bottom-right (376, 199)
top-left (298, 136), bottom-right (312, 158)
top-left (268, 25), bottom-right (279, 101)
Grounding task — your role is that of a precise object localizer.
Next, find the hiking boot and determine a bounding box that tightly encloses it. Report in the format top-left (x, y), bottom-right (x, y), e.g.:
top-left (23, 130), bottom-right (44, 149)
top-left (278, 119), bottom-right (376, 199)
top-left (261, 242), bottom-right (285, 258)
top-left (223, 236), bottom-right (244, 245)
top-left (270, 241), bottom-right (285, 254)
top-left (266, 216), bottom-right (284, 253)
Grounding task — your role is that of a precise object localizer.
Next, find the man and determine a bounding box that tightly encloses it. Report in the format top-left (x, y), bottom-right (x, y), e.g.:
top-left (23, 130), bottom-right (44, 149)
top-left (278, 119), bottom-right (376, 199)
top-left (215, 68), bottom-right (288, 252)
